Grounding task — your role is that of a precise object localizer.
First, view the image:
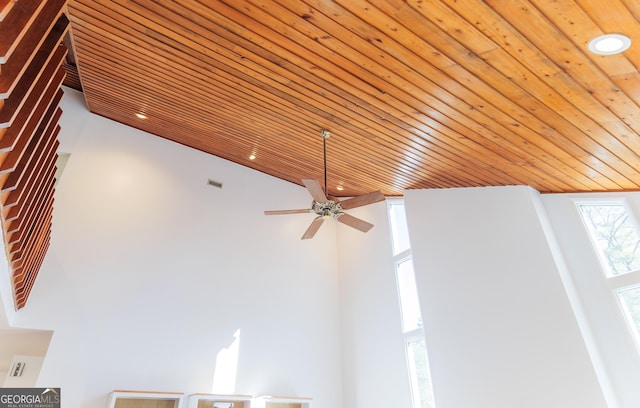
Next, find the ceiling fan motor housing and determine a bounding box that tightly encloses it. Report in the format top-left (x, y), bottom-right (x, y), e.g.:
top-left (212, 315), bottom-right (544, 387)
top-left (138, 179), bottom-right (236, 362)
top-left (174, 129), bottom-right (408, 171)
top-left (312, 200), bottom-right (343, 219)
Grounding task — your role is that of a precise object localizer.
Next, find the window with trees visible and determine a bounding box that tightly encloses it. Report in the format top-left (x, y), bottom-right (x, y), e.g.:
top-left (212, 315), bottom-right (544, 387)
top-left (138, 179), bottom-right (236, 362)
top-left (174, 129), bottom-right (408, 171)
top-left (388, 200), bottom-right (435, 408)
top-left (577, 200), bottom-right (640, 349)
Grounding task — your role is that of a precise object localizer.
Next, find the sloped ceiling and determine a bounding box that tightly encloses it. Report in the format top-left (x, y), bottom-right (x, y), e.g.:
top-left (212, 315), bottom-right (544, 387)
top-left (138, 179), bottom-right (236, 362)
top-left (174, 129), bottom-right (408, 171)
top-left (65, 1), bottom-right (640, 197)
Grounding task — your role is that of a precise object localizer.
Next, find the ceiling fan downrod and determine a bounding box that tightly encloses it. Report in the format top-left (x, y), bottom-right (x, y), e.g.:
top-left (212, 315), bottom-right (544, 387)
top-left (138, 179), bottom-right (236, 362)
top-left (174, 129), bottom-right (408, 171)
top-left (320, 128), bottom-right (331, 196)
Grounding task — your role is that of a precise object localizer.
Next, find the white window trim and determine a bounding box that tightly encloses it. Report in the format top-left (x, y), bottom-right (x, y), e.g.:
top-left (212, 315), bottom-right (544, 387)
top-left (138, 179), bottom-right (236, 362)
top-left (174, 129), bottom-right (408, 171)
top-left (574, 197), bottom-right (640, 355)
top-left (616, 283), bottom-right (640, 350)
top-left (387, 199), bottom-right (434, 408)
top-left (574, 197), bottom-right (640, 278)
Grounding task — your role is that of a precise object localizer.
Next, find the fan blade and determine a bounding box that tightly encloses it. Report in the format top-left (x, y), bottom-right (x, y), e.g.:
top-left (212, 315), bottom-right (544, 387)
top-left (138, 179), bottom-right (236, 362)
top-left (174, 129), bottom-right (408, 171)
top-left (302, 179), bottom-right (328, 202)
top-left (264, 209), bottom-right (312, 215)
top-left (339, 190), bottom-right (385, 210)
top-left (302, 217), bottom-right (324, 239)
top-left (337, 213), bottom-right (374, 233)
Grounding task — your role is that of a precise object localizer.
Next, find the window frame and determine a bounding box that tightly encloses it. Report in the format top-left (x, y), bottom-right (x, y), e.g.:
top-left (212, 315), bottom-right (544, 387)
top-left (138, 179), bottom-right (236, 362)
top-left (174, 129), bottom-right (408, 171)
top-left (387, 198), bottom-right (435, 408)
top-left (395, 250), bottom-right (423, 334)
top-left (575, 197), bottom-right (640, 352)
top-left (616, 283), bottom-right (640, 350)
top-left (575, 198), bottom-right (640, 278)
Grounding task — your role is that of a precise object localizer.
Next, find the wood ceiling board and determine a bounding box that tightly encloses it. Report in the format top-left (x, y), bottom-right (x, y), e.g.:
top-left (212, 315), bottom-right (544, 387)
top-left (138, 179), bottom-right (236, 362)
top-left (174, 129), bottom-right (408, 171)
top-left (64, 0), bottom-right (640, 195)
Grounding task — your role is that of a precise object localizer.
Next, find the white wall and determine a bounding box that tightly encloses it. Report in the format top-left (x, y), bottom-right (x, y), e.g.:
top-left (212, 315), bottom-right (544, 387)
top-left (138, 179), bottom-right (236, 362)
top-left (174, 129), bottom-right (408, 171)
top-left (11, 89), bottom-right (343, 408)
top-left (404, 186), bottom-right (607, 408)
top-left (0, 235), bottom-right (14, 327)
top-left (542, 192), bottom-right (640, 408)
top-left (7, 89), bottom-right (633, 408)
top-left (337, 200), bottom-right (413, 408)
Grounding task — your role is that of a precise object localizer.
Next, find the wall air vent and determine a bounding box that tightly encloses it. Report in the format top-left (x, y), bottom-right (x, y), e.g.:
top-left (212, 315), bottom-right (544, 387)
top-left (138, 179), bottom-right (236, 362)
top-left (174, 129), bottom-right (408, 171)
top-left (207, 179), bottom-right (223, 188)
top-left (9, 361), bottom-right (25, 377)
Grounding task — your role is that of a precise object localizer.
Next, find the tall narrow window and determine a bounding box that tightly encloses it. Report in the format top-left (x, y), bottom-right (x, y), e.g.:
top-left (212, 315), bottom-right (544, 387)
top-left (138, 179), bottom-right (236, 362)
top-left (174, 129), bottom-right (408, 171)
top-left (389, 201), bottom-right (411, 255)
top-left (388, 200), bottom-right (435, 408)
top-left (396, 258), bottom-right (422, 332)
top-left (577, 200), bottom-right (640, 350)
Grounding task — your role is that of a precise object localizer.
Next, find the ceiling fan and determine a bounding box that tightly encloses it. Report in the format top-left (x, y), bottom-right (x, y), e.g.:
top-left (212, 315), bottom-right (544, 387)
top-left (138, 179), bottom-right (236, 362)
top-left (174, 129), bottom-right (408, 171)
top-left (264, 129), bottom-right (385, 239)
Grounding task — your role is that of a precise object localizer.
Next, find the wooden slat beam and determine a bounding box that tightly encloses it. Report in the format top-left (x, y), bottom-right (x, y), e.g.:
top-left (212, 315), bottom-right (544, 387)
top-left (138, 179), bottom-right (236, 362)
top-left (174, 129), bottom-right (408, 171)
top-left (9, 191), bottom-right (54, 265)
top-left (0, 84), bottom-right (61, 174)
top-left (0, 0), bottom-right (16, 21)
top-left (5, 163), bottom-right (54, 228)
top-left (0, 0), bottom-right (67, 309)
top-left (2, 113), bottom-right (60, 208)
top-left (11, 209), bottom-right (52, 281)
top-left (0, 13), bottom-right (69, 98)
top-left (8, 181), bottom-right (54, 265)
top-left (15, 237), bottom-right (50, 308)
top-left (4, 125), bottom-right (58, 234)
top-left (5, 142), bottom-right (57, 242)
top-left (0, 0), bottom-right (47, 63)
top-left (0, 44), bottom-right (66, 128)
top-left (1, 89), bottom-right (61, 193)
top-left (0, 69), bottom-right (63, 157)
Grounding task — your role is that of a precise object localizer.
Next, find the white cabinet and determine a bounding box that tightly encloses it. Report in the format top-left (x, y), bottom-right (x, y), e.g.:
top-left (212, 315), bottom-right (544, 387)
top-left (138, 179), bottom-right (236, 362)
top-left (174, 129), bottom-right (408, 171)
top-left (250, 396), bottom-right (311, 408)
top-left (187, 394), bottom-right (252, 408)
top-left (107, 390), bottom-right (184, 408)
top-left (105, 391), bottom-right (311, 408)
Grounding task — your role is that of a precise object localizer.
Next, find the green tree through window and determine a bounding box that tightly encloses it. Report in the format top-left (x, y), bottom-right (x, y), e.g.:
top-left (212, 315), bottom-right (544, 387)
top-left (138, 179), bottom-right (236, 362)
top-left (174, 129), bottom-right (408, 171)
top-left (577, 201), bottom-right (640, 350)
top-left (578, 203), bottom-right (640, 276)
top-left (619, 287), bottom-right (640, 341)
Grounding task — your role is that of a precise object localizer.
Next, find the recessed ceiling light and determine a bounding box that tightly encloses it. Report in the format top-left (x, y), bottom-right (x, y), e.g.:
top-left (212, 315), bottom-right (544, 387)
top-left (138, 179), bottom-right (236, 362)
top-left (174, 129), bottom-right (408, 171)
top-left (588, 34), bottom-right (631, 55)
top-left (135, 112), bottom-right (148, 119)
top-left (336, 185), bottom-right (344, 191)
top-left (249, 154), bottom-right (256, 160)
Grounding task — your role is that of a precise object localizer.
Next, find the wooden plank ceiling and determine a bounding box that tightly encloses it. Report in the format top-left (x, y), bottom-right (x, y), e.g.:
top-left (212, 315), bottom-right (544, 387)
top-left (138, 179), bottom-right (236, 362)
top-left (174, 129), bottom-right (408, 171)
top-left (64, 0), bottom-right (640, 197)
